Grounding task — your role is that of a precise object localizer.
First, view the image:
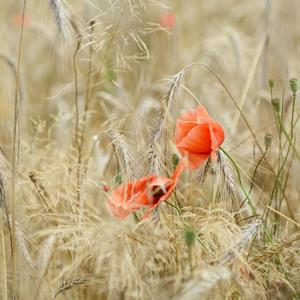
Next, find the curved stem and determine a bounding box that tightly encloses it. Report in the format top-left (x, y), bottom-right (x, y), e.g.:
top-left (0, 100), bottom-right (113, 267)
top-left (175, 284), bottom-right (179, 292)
top-left (183, 62), bottom-right (264, 154)
top-left (11, 1), bottom-right (28, 298)
top-left (165, 201), bottom-right (215, 256)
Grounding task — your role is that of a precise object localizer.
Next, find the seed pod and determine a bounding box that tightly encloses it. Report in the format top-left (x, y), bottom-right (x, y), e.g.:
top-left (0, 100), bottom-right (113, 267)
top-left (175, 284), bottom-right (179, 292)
top-left (172, 153), bottom-right (179, 168)
top-left (264, 133), bottom-right (273, 149)
top-left (290, 78), bottom-right (298, 94)
top-left (269, 79), bottom-right (274, 89)
top-left (184, 227), bottom-right (196, 248)
top-left (271, 98), bottom-right (280, 113)
top-left (114, 174), bottom-right (122, 185)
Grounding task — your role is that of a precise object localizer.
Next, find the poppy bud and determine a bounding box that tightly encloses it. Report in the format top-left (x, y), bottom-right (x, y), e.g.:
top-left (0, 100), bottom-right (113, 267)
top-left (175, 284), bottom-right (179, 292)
top-left (268, 79), bottom-right (274, 89)
top-left (102, 184), bottom-right (110, 192)
top-left (290, 78), bottom-right (298, 94)
top-left (184, 227), bottom-right (196, 248)
top-left (172, 153), bottom-right (179, 168)
top-left (271, 98), bottom-right (280, 113)
top-left (114, 174), bottom-right (122, 185)
top-left (264, 133), bottom-right (273, 149)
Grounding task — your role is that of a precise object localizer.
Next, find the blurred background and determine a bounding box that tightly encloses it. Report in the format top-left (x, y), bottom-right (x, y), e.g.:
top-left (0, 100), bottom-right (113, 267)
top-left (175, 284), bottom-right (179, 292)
top-left (1, 1), bottom-right (300, 299)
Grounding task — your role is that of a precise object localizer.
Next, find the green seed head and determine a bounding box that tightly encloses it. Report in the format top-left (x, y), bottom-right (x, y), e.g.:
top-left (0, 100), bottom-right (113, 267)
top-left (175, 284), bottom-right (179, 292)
top-left (269, 79), bottom-right (274, 89)
top-left (290, 78), bottom-right (298, 94)
top-left (264, 133), bottom-right (273, 149)
top-left (114, 174), bottom-right (122, 185)
top-left (184, 227), bottom-right (196, 248)
top-left (271, 98), bottom-right (281, 113)
top-left (172, 153), bottom-right (179, 168)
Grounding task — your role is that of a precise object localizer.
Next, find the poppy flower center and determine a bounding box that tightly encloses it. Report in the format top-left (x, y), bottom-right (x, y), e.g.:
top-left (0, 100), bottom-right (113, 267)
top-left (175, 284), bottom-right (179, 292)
top-left (150, 184), bottom-right (170, 204)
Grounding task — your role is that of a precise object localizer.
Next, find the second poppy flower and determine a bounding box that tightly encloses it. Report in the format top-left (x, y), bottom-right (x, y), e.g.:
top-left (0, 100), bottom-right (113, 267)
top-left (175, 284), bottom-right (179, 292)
top-left (107, 162), bottom-right (184, 219)
top-left (175, 105), bottom-right (225, 169)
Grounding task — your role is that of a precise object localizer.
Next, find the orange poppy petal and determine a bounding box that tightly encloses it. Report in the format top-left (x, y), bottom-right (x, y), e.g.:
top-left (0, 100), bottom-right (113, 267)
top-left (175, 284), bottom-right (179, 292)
top-left (175, 120), bottom-right (195, 145)
top-left (128, 190), bottom-right (153, 208)
top-left (210, 121), bottom-right (225, 150)
top-left (180, 105), bottom-right (209, 123)
top-left (195, 105), bottom-right (210, 119)
top-left (170, 159), bottom-right (186, 181)
top-left (175, 105), bottom-right (211, 145)
top-left (177, 124), bottom-right (211, 153)
top-left (184, 152), bottom-right (210, 169)
top-left (141, 203), bottom-right (159, 220)
top-left (114, 175), bottom-right (155, 204)
top-left (106, 201), bottom-right (132, 219)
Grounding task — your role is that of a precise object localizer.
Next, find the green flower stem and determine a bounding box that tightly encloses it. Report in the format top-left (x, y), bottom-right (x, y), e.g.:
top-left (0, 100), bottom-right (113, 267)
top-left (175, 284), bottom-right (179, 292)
top-left (219, 147), bottom-right (290, 282)
top-left (219, 147), bottom-right (273, 242)
top-left (238, 148), bottom-right (268, 211)
top-left (165, 200), bottom-right (216, 257)
top-left (264, 91), bottom-right (298, 232)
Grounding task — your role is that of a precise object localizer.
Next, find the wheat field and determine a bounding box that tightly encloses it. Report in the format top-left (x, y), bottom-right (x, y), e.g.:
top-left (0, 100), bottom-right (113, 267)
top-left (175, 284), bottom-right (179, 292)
top-left (0, 0), bottom-right (300, 299)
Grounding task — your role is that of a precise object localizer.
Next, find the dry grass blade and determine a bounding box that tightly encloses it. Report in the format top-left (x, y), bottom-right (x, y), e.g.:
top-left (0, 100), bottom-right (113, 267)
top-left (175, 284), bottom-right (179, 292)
top-left (177, 266), bottom-right (231, 300)
top-left (28, 171), bottom-right (50, 208)
top-left (0, 54), bottom-right (24, 104)
top-left (54, 277), bottom-right (88, 299)
top-left (34, 235), bottom-right (56, 300)
top-left (0, 163), bottom-right (13, 271)
top-left (0, 171), bottom-right (7, 211)
top-left (12, 217), bottom-right (33, 269)
top-left (218, 221), bottom-right (260, 265)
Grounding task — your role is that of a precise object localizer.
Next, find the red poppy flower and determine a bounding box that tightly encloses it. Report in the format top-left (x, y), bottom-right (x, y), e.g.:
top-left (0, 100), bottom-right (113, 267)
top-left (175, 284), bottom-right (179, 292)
top-left (107, 162), bottom-right (184, 219)
top-left (160, 13), bottom-right (176, 30)
top-left (12, 13), bottom-right (31, 27)
top-left (175, 105), bottom-right (225, 169)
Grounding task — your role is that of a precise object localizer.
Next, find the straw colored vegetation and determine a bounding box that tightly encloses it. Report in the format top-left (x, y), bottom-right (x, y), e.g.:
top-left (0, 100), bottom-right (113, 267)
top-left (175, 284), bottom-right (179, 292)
top-left (0, 0), bottom-right (300, 299)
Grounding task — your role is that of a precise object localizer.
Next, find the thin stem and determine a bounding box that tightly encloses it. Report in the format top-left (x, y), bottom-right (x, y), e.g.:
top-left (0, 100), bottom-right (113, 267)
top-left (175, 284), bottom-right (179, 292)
top-left (1, 218), bottom-right (8, 300)
top-left (165, 201), bottom-right (215, 256)
top-left (219, 147), bottom-right (273, 242)
top-left (238, 148), bottom-right (267, 212)
top-left (11, 1), bottom-right (27, 298)
top-left (73, 39), bottom-right (81, 148)
top-left (79, 21), bottom-right (95, 156)
top-left (219, 147), bottom-right (290, 281)
top-left (73, 37), bottom-right (82, 204)
top-left (184, 62), bottom-right (264, 154)
top-left (264, 91), bottom-right (297, 231)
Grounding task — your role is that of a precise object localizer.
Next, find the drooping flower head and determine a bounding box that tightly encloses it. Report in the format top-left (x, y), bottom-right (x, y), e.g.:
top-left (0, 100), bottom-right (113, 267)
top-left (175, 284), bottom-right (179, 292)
top-left (107, 162), bottom-right (184, 220)
top-left (160, 12), bottom-right (176, 30)
top-left (175, 105), bottom-right (225, 169)
top-left (12, 13), bottom-right (31, 27)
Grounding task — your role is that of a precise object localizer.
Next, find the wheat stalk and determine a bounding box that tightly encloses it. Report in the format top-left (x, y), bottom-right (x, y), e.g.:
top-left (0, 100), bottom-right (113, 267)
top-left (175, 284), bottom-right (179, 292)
top-left (147, 69), bottom-right (184, 174)
top-left (218, 221), bottom-right (260, 265)
top-left (107, 130), bottom-right (137, 180)
top-left (11, 1), bottom-right (27, 297)
top-left (217, 150), bottom-right (235, 195)
top-left (0, 54), bottom-right (25, 104)
top-left (0, 215), bottom-right (8, 300)
top-left (49, 0), bottom-right (69, 40)
top-left (177, 266), bottom-right (231, 299)
top-left (34, 235), bottom-right (56, 300)
top-left (54, 277), bottom-right (88, 299)
top-left (28, 171), bottom-right (50, 208)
